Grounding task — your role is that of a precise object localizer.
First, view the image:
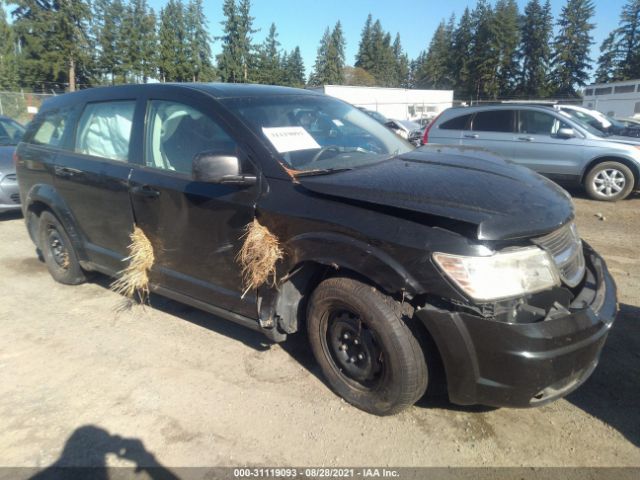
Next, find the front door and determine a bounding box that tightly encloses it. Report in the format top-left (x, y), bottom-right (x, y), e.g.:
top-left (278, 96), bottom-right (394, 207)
top-left (128, 95), bottom-right (259, 318)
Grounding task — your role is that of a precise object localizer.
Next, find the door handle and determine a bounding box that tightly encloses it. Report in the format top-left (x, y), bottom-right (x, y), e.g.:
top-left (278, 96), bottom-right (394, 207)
top-left (518, 136), bottom-right (534, 142)
top-left (463, 133), bottom-right (479, 139)
top-left (131, 185), bottom-right (161, 198)
top-left (54, 166), bottom-right (82, 177)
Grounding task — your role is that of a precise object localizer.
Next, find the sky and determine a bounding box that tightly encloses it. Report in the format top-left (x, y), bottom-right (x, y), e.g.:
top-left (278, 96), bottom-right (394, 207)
top-left (150, 0), bottom-right (627, 80)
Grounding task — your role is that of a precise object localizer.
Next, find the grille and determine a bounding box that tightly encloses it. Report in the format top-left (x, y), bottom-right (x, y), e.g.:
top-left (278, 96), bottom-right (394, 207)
top-left (10, 193), bottom-right (20, 204)
top-left (533, 223), bottom-right (585, 287)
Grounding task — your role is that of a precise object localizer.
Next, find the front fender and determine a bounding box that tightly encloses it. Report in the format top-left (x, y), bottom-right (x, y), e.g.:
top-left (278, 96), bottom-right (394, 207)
top-left (283, 231), bottom-right (420, 295)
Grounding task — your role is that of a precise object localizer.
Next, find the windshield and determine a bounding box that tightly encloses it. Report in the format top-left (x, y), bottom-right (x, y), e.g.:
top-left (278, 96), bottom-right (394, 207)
top-left (0, 118), bottom-right (25, 146)
top-left (223, 95), bottom-right (412, 173)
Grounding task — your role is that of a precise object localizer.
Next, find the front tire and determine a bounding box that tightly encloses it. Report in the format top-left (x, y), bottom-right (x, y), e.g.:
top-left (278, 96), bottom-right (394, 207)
top-left (585, 161), bottom-right (635, 201)
top-left (307, 277), bottom-right (428, 415)
top-left (38, 211), bottom-right (87, 285)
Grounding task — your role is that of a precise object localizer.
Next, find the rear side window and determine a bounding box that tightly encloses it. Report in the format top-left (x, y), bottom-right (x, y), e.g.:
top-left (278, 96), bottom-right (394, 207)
top-left (519, 110), bottom-right (568, 135)
top-left (31, 107), bottom-right (73, 147)
top-left (472, 110), bottom-right (515, 132)
top-left (75, 101), bottom-right (136, 161)
top-left (439, 114), bottom-right (471, 130)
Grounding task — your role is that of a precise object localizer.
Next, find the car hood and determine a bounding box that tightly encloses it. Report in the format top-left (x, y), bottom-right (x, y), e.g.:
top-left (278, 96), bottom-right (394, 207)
top-left (0, 146), bottom-right (16, 174)
top-left (297, 146), bottom-right (574, 241)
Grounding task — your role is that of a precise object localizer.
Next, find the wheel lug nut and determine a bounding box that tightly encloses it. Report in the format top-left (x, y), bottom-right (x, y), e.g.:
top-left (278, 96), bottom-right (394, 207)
top-left (353, 339), bottom-right (359, 345)
top-left (349, 356), bottom-right (356, 363)
top-left (339, 344), bottom-right (347, 351)
top-left (357, 353), bottom-right (365, 360)
top-left (343, 333), bottom-right (350, 340)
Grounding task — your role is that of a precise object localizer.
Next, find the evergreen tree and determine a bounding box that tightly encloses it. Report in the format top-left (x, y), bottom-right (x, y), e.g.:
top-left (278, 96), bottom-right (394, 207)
top-left (493, 0), bottom-right (520, 97)
top-left (615, 0), bottom-right (640, 80)
top-left (355, 14), bottom-right (374, 71)
top-left (469, 0), bottom-right (500, 99)
top-left (125, 0), bottom-right (157, 83)
top-left (392, 34), bottom-right (410, 88)
top-left (518, 0), bottom-right (554, 97)
top-left (158, 0), bottom-right (190, 82)
top-left (451, 7), bottom-right (474, 98)
top-left (309, 22), bottom-right (345, 86)
top-left (186, 0), bottom-right (214, 82)
top-left (0, 2), bottom-right (18, 89)
top-left (217, 0), bottom-right (256, 82)
top-left (282, 46), bottom-right (305, 86)
top-left (94, 0), bottom-right (125, 84)
top-left (595, 31), bottom-right (618, 83)
top-left (550, 0), bottom-right (595, 96)
top-left (414, 20), bottom-right (454, 89)
top-left (254, 23), bottom-right (281, 84)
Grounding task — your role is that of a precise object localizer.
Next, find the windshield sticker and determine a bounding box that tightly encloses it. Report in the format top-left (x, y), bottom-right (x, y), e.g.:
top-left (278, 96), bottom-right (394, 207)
top-left (262, 127), bottom-right (321, 153)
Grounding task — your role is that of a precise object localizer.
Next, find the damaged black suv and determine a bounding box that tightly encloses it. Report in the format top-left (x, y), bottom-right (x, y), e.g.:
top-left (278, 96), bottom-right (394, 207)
top-left (17, 84), bottom-right (618, 415)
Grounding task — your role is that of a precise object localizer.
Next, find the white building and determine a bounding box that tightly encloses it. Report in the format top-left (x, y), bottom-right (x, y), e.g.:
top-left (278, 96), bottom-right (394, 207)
top-left (582, 79), bottom-right (640, 118)
top-left (308, 85), bottom-right (454, 122)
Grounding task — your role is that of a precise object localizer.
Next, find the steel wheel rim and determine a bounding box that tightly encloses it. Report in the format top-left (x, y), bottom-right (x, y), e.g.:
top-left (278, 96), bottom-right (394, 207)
top-left (593, 169), bottom-right (626, 197)
top-left (324, 308), bottom-right (385, 390)
top-left (47, 226), bottom-right (70, 269)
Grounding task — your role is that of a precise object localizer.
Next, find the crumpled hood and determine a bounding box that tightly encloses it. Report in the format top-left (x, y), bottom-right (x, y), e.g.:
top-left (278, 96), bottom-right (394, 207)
top-left (298, 146), bottom-right (574, 241)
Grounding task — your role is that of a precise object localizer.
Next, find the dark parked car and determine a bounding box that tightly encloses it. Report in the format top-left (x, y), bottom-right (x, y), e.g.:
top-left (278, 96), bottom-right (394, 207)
top-left (17, 84), bottom-right (617, 415)
top-left (0, 115), bottom-right (26, 213)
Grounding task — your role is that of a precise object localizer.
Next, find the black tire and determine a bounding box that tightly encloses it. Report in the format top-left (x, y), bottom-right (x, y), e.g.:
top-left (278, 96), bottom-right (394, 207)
top-left (38, 211), bottom-right (87, 285)
top-left (307, 276), bottom-right (428, 415)
top-left (585, 161), bottom-right (635, 201)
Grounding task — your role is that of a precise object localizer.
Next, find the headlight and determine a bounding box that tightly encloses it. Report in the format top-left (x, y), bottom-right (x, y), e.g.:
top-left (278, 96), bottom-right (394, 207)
top-left (433, 247), bottom-right (561, 302)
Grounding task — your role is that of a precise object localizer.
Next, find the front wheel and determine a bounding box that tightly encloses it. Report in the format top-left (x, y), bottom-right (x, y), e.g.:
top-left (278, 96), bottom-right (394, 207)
top-left (307, 277), bottom-right (428, 415)
top-left (585, 161), bottom-right (635, 201)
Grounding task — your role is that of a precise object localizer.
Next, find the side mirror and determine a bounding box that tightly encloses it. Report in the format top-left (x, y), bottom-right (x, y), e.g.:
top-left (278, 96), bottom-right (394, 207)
top-left (557, 127), bottom-right (575, 139)
top-left (192, 151), bottom-right (257, 185)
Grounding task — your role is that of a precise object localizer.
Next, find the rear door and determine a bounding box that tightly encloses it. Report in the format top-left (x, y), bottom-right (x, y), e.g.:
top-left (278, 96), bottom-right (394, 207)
top-left (427, 112), bottom-right (472, 145)
top-left (461, 109), bottom-right (517, 160)
top-left (127, 90), bottom-right (260, 318)
top-left (511, 109), bottom-right (585, 178)
top-left (53, 98), bottom-right (141, 273)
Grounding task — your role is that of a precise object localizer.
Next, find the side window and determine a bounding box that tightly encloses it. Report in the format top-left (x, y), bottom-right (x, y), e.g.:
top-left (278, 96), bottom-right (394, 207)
top-left (439, 114), bottom-right (471, 130)
top-left (472, 110), bottom-right (515, 132)
top-left (519, 110), bottom-right (568, 136)
top-left (31, 108), bottom-right (73, 147)
top-left (75, 101), bottom-right (135, 161)
top-left (145, 100), bottom-right (238, 175)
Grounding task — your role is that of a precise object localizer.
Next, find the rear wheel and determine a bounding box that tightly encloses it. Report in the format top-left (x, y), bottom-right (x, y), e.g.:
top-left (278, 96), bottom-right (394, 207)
top-left (38, 211), bottom-right (86, 285)
top-left (307, 276), bottom-right (428, 415)
top-left (585, 161), bottom-right (635, 201)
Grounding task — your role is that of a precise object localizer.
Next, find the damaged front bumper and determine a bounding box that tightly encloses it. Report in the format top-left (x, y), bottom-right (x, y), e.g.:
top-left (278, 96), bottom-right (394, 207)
top-left (415, 244), bottom-right (618, 408)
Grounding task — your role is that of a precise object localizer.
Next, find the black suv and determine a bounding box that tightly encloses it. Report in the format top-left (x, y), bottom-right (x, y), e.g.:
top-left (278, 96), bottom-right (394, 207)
top-left (17, 84), bottom-right (618, 415)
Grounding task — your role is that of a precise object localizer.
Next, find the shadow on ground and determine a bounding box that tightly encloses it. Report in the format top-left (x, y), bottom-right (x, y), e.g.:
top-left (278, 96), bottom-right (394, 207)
top-left (28, 425), bottom-right (178, 479)
top-left (565, 303), bottom-right (640, 447)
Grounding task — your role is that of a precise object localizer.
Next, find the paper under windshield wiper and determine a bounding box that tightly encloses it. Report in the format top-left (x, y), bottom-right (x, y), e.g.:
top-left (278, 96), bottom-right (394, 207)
top-left (294, 167), bottom-right (353, 177)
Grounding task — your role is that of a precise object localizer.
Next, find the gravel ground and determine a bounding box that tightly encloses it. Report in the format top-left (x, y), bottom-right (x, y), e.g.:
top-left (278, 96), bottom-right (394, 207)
top-left (0, 191), bottom-right (638, 470)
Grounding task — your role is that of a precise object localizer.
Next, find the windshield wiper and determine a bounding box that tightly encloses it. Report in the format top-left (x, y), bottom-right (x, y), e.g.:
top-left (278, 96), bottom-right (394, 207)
top-left (294, 167), bottom-right (353, 177)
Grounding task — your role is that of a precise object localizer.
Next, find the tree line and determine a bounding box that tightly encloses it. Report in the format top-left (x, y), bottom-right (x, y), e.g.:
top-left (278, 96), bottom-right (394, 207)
top-left (0, 0), bottom-right (639, 97)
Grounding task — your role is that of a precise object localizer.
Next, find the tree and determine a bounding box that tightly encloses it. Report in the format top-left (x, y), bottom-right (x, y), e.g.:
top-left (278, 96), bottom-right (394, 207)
top-left (451, 7), bottom-right (474, 97)
top-left (254, 23), bottom-right (281, 84)
top-left (217, 0), bottom-right (256, 82)
top-left (469, 0), bottom-right (500, 99)
top-left (595, 32), bottom-right (618, 83)
top-left (309, 22), bottom-right (345, 86)
top-left (518, 0), bottom-right (554, 97)
top-left (343, 66), bottom-right (376, 86)
top-left (158, 0), bottom-right (190, 82)
top-left (124, 0), bottom-right (157, 83)
top-left (392, 34), bottom-right (410, 88)
top-left (94, 0), bottom-right (125, 84)
top-left (282, 46), bottom-right (305, 86)
top-left (493, 0), bottom-right (520, 97)
top-left (355, 14), bottom-right (374, 71)
top-left (550, 0), bottom-right (595, 96)
top-left (414, 20), bottom-right (454, 89)
top-left (0, 2), bottom-right (19, 89)
top-left (615, 0), bottom-right (640, 80)
top-left (185, 0), bottom-right (214, 82)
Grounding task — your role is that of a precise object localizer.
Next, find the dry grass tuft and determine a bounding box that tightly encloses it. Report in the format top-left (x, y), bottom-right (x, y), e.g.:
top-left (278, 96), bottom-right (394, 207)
top-left (237, 219), bottom-right (283, 297)
top-left (111, 226), bottom-right (155, 305)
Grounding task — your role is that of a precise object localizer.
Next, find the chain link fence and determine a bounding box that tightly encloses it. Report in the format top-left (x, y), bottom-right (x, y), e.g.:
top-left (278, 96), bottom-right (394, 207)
top-left (0, 91), bottom-right (56, 124)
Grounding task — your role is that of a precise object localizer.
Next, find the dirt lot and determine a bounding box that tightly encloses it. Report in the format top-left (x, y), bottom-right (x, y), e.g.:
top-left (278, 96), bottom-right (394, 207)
top-left (0, 191), bottom-right (639, 470)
